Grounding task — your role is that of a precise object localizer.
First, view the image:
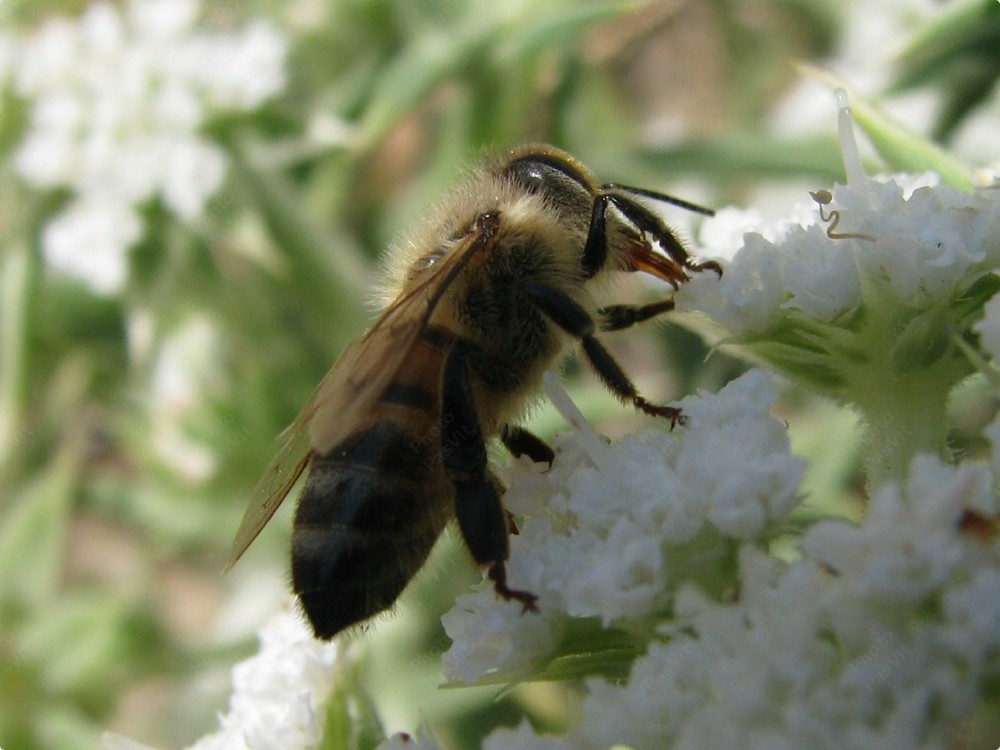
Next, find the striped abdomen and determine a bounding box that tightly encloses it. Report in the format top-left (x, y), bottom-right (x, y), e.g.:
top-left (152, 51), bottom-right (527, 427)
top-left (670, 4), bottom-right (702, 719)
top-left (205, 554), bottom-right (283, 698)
top-left (292, 326), bottom-right (453, 639)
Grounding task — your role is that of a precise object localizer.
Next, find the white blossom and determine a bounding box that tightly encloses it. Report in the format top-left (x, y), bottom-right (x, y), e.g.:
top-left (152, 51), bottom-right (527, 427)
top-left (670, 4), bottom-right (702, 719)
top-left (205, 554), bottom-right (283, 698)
top-left (481, 448), bottom-right (1000, 750)
top-left (194, 607), bottom-right (339, 750)
top-left (41, 196), bottom-right (142, 295)
top-left (442, 371), bottom-right (805, 681)
top-left (802, 456), bottom-right (994, 603)
top-left (7, 0), bottom-right (288, 295)
top-left (678, 175), bottom-right (1000, 339)
top-left (103, 608), bottom-right (339, 750)
top-left (149, 314), bottom-right (222, 482)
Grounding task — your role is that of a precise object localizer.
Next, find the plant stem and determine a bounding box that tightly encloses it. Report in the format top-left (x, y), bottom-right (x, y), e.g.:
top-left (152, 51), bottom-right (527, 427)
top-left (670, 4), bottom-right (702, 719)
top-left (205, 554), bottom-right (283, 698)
top-left (0, 242), bottom-right (33, 464)
top-left (852, 366), bottom-right (952, 491)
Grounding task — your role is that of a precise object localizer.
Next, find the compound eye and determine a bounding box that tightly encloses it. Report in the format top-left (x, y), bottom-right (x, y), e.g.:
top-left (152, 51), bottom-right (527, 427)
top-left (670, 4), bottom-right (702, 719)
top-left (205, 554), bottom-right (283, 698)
top-left (504, 158), bottom-right (548, 195)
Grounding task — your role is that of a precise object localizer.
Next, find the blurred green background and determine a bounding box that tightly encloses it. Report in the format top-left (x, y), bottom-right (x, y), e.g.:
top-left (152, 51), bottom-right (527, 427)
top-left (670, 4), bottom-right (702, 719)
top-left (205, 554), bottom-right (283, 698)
top-left (1, 0), bottom-right (999, 748)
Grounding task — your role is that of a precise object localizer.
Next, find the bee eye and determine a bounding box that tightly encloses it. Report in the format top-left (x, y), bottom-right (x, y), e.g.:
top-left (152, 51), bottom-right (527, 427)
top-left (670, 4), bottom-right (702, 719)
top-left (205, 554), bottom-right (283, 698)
top-left (505, 152), bottom-right (591, 195)
top-left (505, 159), bottom-right (547, 194)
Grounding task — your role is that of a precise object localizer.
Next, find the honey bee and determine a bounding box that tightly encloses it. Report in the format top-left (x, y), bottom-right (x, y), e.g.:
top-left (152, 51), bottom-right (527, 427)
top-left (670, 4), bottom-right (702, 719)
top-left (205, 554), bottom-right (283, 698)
top-left (226, 144), bottom-right (721, 640)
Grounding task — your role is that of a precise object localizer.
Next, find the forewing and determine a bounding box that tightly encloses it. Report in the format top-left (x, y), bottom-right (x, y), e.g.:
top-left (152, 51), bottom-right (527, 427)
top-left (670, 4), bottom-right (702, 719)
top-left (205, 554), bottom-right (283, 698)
top-left (308, 214), bottom-right (500, 456)
top-left (225, 212), bottom-right (499, 569)
top-left (224, 414), bottom-right (312, 571)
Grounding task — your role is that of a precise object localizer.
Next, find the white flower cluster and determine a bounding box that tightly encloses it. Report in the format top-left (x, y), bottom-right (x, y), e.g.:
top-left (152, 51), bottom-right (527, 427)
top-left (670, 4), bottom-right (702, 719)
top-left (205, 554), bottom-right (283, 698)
top-left (4, 0), bottom-right (287, 295)
top-left (678, 175), bottom-right (1000, 338)
top-left (104, 607), bottom-right (340, 750)
top-left (471, 452), bottom-right (1000, 750)
top-left (147, 314), bottom-right (222, 482)
top-left (675, 150), bottom-right (1000, 490)
top-left (442, 371), bottom-right (805, 684)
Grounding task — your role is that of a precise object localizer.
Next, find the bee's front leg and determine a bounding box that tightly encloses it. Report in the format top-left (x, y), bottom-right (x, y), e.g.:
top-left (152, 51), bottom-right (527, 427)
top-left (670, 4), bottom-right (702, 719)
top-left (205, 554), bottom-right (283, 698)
top-left (441, 343), bottom-right (539, 613)
top-left (598, 300), bottom-right (676, 331)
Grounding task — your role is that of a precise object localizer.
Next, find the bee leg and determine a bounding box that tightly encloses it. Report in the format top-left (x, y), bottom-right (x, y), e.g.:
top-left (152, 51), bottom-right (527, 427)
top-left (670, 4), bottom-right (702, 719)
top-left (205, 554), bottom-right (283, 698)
top-left (598, 300), bottom-right (676, 331)
top-left (523, 283), bottom-right (686, 428)
top-left (442, 344), bottom-right (539, 613)
top-left (500, 424), bottom-right (555, 465)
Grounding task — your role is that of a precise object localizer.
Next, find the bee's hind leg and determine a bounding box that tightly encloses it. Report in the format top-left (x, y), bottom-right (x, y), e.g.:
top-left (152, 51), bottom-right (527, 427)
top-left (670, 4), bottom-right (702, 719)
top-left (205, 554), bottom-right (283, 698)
top-left (441, 343), bottom-right (539, 613)
top-left (500, 424), bottom-right (555, 465)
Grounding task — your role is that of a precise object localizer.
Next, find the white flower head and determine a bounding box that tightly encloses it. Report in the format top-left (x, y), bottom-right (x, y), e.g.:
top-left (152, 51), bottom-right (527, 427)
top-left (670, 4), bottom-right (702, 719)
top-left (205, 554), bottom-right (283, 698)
top-left (441, 582), bottom-right (561, 684)
top-left (803, 456), bottom-right (996, 604)
top-left (485, 448), bottom-right (1000, 750)
top-left (10, 0), bottom-right (288, 295)
top-left (106, 606), bottom-right (341, 750)
top-left (194, 607), bottom-right (340, 750)
top-left (443, 371), bottom-right (805, 682)
top-left (42, 196), bottom-right (142, 295)
top-left (148, 313), bottom-right (226, 483)
top-left (680, 175), bottom-right (1000, 339)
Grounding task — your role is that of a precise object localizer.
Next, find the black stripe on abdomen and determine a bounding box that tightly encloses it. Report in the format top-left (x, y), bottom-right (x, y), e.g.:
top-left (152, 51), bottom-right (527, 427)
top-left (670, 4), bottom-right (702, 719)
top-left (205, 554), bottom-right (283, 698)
top-left (379, 382), bottom-right (436, 411)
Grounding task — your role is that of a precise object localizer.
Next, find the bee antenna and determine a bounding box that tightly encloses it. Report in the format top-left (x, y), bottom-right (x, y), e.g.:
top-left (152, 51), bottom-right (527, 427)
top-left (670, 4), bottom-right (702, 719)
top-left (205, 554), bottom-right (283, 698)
top-left (604, 183), bottom-right (715, 218)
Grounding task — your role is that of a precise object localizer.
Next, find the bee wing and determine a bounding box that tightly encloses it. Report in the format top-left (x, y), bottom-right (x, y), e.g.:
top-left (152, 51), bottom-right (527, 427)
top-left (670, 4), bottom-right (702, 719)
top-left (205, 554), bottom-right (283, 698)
top-left (224, 411), bottom-right (313, 571)
top-left (307, 212), bottom-right (500, 456)
top-left (225, 212), bottom-right (500, 570)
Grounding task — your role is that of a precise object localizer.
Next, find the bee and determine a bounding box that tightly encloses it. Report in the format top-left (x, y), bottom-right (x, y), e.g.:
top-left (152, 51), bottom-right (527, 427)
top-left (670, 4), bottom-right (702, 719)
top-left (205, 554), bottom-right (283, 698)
top-left (226, 144), bottom-right (721, 640)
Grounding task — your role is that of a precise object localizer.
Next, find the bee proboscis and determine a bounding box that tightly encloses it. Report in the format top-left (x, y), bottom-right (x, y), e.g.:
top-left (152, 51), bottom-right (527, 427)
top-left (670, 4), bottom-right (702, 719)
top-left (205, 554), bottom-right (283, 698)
top-left (227, 144), bottom-right (721, 640)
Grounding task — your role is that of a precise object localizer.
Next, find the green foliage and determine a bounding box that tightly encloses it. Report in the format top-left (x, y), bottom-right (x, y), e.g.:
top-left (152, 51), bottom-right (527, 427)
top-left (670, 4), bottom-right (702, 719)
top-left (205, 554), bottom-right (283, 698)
top-left (0, 0), bottom-right (996, 748)
top-left (891, 0), bottom-right (1000, 142)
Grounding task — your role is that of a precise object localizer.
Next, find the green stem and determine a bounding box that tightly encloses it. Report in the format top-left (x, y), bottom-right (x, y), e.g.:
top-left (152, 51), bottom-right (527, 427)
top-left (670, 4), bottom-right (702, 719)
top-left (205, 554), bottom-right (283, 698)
top-left (0, 242), bottom-right (33, 463)
top-left (851, 367), bottom-right (952, 491)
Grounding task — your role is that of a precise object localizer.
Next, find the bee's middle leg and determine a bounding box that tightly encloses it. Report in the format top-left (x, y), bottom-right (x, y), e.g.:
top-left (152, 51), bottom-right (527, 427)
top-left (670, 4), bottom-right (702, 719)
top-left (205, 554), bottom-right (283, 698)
top-left (441, 343), bottom-right (539, 612)
top-left (523, 282), bottom-right (685, 427)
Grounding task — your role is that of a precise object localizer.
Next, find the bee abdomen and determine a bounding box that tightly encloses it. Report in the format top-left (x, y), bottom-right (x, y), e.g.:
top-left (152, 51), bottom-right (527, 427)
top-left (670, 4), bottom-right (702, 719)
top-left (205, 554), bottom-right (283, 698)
top-left (292, 420), bottom-right (447, 639)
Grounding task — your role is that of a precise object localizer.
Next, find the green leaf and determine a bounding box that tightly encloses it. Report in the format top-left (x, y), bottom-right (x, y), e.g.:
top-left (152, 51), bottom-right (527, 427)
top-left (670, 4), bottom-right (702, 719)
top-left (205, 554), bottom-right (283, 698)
top-left (0, 430), bottom-right (86, 608)
top-left (321, 659), bottom-right (386, 750)
top-left (639, 133), bottom-right (853, 184)
top-left (892, 0), bottom-right (1000, 139)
